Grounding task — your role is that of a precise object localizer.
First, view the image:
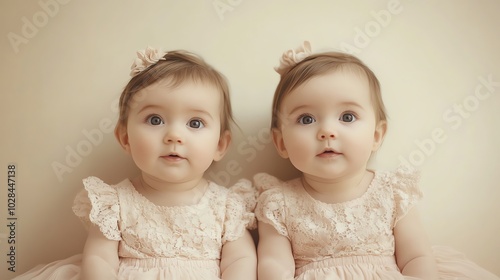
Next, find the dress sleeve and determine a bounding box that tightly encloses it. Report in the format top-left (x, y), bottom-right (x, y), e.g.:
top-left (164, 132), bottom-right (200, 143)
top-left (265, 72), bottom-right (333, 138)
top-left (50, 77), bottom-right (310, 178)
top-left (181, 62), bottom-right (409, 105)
top-left (221, 179), bottom-right (257, 244)
top-left (391, 166), bottom-right (423, 225)
top-left (72, 176), bottom-right (121, 241)
top-left (254, 173), bottom-right (288, 238)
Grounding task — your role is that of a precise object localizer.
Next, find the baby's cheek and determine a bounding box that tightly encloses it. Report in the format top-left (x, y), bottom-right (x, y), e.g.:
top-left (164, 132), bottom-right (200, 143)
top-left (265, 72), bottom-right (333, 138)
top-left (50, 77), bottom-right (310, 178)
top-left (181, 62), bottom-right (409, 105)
top-left (287, 142), bottom-right (312, 161)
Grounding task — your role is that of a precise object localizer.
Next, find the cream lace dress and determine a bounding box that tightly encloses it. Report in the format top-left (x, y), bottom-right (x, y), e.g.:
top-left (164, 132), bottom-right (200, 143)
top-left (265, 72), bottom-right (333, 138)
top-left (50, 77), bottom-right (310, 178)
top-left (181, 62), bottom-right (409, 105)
top-left (255, 167), bottom-right (500, 280)
top-left (13, 177), bottom-right (256, 280)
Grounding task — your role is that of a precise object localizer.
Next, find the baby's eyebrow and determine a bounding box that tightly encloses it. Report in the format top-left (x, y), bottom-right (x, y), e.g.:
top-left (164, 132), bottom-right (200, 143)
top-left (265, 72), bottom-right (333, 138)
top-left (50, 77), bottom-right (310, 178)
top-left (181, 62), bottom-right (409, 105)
top-left (136, 104), bottom-right (215, 119)
top-left (190, 109), bottom-right (214, 121)
top-left (338, 101), bottom-right (365, 110)
top-left (137, 104), bottom-right (161, 114)
top-left (288, 101), bottom-right (365, 115)
top-left (288, 105), bottom-right (313, 115)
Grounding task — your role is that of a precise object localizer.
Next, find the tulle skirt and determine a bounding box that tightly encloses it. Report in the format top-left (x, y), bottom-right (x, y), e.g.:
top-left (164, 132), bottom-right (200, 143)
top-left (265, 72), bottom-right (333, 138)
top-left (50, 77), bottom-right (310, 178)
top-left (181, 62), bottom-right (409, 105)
top-left (295, 255), bottom-right (417, 280)
top-left (11, 254), bottom-right (221, 280)
top-left (10, 254), bottom-right (82, 280)
top-left (11, 246), bottom-right (500, 280)
top-left (118, 257), bottom-right (220, 280)
top-left (294, 246), bottom-right (500, 280)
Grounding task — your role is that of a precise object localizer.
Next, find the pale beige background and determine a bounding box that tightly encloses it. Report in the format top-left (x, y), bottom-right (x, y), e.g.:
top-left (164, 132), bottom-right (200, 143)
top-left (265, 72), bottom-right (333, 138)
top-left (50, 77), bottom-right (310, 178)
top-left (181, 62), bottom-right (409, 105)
top-left (1, 0), bottom-right (499, 278)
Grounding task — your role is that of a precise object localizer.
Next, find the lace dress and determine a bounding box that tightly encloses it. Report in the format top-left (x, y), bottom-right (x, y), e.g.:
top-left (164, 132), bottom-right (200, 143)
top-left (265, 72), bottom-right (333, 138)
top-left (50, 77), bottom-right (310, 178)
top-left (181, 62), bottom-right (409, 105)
top-left (255, 167), bottom-right (500, 280)
top-left (13, 177), bottom-right (256, 280)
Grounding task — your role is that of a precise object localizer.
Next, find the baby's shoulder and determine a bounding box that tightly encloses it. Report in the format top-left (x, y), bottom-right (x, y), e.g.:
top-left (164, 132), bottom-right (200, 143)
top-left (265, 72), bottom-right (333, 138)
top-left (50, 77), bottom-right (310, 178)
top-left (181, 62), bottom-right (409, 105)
top-left (209, 178), bottom-right (257, 206)
top-left (82, 176), bottom-right (132, 193)
top-left (79, 176), bottom-right (121, 199)
top-left (375, 165), bottom-right (420, 189)
top-left (253, 173), bottom-right (303, 202)
top-left (253, 172), bottom-right (298, 192)
top-left (75, 176), bottom-right (137, 214)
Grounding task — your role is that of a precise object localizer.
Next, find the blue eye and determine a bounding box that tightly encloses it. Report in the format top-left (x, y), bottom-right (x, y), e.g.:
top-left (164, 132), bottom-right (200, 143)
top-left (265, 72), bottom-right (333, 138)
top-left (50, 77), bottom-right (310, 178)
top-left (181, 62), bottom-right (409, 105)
top-left (340, 113), bottom-right (356, 123)
top-left (188, 118), bottom-right (204, 129)
top-left (298, 114), bottom-right (316, 125)
top-left (147, 115), bottom-right (164, 125)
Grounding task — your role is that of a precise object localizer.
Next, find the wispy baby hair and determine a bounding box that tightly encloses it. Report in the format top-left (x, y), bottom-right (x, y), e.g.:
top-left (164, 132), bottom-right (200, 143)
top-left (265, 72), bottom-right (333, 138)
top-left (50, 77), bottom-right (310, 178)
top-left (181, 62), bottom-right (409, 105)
top-left (271, 41), bottom-right (387, 129)
top-left (117, 47), bottom-right (234, 135)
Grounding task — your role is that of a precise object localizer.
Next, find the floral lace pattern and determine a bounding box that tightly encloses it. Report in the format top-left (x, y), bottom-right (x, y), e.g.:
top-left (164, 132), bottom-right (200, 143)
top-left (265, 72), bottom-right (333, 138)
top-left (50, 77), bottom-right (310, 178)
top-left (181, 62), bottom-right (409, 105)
top-left (73, 177), bottom-right (121, 240)
top-left (73, 177), bottom-right (256, 260)
top-left (255, 166), bottom-right (422, 269)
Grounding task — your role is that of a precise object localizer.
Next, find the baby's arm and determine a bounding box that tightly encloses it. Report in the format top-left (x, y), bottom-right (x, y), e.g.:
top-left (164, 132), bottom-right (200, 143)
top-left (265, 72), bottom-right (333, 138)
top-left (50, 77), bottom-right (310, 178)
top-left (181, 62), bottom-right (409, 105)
top-left (220, 230), bottom-right (257, 280)
top-left (394, 206), bottom-right (438, 279)
top-left (257, 222), bottom-right (295, 280)
top-left (80, 224), bottom-right (119, 280)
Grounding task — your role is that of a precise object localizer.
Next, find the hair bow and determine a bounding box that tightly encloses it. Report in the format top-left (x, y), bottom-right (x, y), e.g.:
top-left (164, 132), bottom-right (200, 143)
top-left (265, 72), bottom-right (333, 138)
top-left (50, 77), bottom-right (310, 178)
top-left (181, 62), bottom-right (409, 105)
top-left (274, 41), bottom-right (312, 75)
top-left (130, 46), bottom-right (167, 77)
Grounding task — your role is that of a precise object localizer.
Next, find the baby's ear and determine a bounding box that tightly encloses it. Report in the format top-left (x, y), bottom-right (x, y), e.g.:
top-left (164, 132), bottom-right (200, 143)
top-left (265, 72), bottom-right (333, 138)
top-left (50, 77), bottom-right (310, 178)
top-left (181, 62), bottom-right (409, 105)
top-left (214, 130), bottom-right (231, 161)
top-left (272, 128), bottom-right (289, 159)
top-left (372, 120), bottom-right (387, 151)
top-left (114, 123), bottom-right (131, 153)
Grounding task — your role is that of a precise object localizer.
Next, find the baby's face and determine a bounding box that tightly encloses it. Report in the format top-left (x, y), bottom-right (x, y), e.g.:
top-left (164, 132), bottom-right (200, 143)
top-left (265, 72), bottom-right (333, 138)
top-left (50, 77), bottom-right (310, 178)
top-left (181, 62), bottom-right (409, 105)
top-left (123, 79), bottom-right (227, 184)
top-left (273, 69), bottom-right (385, 180)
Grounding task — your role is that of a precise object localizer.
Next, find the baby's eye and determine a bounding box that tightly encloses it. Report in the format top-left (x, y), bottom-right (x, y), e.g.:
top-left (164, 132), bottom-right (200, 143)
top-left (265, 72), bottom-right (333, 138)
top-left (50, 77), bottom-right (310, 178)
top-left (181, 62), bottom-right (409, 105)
top-left (297, 114), bottom-right (316, 125)
top-left (147, 115), bottom-right (164, 125)
top-left (340, 113), bottom-right (356, 123)
top-left (188, 118), bottom-right (205, 129)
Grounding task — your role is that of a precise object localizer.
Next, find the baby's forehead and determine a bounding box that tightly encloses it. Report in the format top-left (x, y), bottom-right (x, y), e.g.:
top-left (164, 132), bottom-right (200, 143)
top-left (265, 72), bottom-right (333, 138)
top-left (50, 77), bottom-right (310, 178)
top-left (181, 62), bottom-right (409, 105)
top-left (291, 64), bottom-right (371, 92)
top-left (316, 65), bottom-right (371, 84)
top-left (291, 69), bottom-right (371, 95)
top-left (153, 76), bottom-right (221, 91)
top-left (281, 71), bottom-right (374, 111)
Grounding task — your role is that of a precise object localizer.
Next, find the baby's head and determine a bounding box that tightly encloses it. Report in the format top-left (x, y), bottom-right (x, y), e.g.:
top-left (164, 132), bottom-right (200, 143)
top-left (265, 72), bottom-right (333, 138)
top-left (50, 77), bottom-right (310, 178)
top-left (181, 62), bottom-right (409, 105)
top-left (116, 49), bottom-right (233, 135)
top-left (270, 44), bottom-right (388, 177)
top-left (271, 51), bottom-right (387, 130)
top-left (114, 49), bottom-right (234, 182)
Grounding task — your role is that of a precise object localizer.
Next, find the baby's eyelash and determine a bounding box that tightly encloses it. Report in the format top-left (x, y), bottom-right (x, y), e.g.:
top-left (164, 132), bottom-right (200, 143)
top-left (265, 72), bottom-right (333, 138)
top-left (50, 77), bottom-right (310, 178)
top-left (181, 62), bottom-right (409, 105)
top-left (187, 118), bottom-right (205, 129)
top-left (339, 111), bottom-right (358, 122)
top-left (296, 113), bottom-right (316, 125)
top-left (146, 114), bottom-right (164, 125)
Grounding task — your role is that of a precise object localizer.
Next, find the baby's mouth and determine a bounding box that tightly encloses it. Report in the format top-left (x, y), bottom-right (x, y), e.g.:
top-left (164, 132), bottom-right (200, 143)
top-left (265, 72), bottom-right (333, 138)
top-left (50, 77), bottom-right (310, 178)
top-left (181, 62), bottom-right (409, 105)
top-left (317, 149), bottom-right (341, 157)
top-left (163, 153), bottom-right (185, 160)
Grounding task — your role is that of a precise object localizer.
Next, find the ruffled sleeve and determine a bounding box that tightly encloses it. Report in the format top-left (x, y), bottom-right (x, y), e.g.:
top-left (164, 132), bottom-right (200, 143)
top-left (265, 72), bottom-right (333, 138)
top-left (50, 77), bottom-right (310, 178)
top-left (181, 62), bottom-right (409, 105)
top-left (72, 176), bottom-right (121, 241)
top-left (221, 179), bottom-right (257, 244)
top-left (390, 166), bottom-right (423, 225)
top-left (254, 173), bottom-right (289, 238)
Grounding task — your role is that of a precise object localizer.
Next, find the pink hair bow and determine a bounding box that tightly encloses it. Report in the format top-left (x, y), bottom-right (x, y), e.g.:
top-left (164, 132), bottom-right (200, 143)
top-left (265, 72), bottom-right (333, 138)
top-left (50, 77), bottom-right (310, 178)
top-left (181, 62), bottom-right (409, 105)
top-left (274, 41), bottom-right (312, 75)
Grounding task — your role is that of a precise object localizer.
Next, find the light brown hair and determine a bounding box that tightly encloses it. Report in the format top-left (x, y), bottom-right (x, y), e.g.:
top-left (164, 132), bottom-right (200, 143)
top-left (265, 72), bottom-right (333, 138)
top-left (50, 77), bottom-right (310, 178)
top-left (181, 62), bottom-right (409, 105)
top-left (271, 52), bottom-right (387, 129)
top-left (116, 50), bottom-right (233, 135)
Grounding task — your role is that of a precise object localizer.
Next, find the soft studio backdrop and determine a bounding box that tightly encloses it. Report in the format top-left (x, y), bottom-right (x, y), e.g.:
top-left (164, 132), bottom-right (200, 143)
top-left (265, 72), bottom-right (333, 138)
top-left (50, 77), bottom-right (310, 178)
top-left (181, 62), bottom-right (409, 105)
top-left (1, 0), bottom-right (499, 278)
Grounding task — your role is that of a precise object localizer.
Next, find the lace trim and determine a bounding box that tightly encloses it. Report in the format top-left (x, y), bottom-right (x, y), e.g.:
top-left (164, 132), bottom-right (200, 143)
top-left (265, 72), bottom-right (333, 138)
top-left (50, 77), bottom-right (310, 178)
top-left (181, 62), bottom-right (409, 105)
top-left (254, 173), bottom-right (289, 237)
top-left (386, 166), bottom-right (422, 225)
top-left (222, 179), bottom-right (257, 243)
top-left (72, 176), bottom-right (121, 240)
top-left (255, 187), bottom-right (289, 237)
